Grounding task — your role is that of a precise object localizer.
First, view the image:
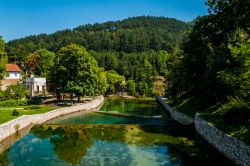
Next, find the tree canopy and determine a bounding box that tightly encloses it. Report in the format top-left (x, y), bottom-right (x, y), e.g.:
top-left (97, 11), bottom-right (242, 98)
top-left (6, 16), bottom-right (191, 54)
top-left (0, 37), bottom-right (8, 80)
top-left (47, 44), bottom-right (106, 99)
top-left (25, 49), bottom-right (55, 77)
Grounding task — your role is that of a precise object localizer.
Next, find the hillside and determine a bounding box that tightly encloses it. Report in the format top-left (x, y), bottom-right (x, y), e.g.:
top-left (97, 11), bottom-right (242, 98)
top-left (6, 16), bottom-right (191, 54)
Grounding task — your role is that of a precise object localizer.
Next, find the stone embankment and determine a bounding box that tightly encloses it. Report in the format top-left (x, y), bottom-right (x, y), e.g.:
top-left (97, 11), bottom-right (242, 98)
top-left (0, 95), bottom-right (104, 142)
top-left (157, 96), bottom-right (250, 166)
top-left (195, 113), bottom-right (250, 166)
top-left (156, 96), bottom-right (193, 125)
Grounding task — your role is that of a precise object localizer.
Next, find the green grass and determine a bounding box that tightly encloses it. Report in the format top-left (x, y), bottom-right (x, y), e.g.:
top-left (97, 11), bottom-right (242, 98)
top-left (0, 105), bottom-right (60, 124)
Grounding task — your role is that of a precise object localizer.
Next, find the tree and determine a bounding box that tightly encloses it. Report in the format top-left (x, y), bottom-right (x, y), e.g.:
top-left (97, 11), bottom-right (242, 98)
top-left (47, 44), bottom-right (105, 101)
top-left (168, 0), bottom-right (250, 102)
top-left (217, 30), bottom-right (250, 100)
top-left (25, 49), bottom-right (55, 77)
top-left (105, 70), bottom-right (125, 93)
top-left (0, 37), bottom-right (8, 80)
top-left (6, 16), bottom-right (191, 53)
top-left (25, 53), bottom-right (39, 75)
top-left (125, 80), bottom-right (136, 96)
top-left (137, 81), bottom-right (149, 97)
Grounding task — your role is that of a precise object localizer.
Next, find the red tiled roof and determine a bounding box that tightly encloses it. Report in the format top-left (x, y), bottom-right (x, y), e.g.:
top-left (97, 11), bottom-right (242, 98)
top-left (6, 64), bottom-right (21, 72)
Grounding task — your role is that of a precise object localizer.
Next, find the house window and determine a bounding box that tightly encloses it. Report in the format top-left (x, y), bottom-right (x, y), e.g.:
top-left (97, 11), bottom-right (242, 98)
top-left (37, 86), bottom-right (40, 93)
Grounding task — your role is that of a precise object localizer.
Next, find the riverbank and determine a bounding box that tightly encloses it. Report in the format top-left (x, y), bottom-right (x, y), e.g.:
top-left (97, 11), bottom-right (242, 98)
top-left (172, 97), bottom-right (250, 145)
top-left (0, 95), bottom-right (104, 142)
top-left (157, 96), bottom-right (250, 166)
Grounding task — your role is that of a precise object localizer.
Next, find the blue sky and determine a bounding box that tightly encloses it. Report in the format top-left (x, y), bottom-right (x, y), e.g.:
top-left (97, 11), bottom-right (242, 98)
top-left (0, 0), bottom-right (207, 41)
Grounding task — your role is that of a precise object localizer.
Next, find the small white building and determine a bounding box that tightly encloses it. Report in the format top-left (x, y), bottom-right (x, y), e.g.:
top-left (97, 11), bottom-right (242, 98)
top-left (1, 64), bottom-right (22, 90)
top-left (5, 64), bottom-right (22, 79)
top-left (26, 76), bottom-right (46, 96)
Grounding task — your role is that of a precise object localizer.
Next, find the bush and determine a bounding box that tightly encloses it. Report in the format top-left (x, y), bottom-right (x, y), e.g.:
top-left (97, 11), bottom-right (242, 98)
top-left (0, 99), bottom-right (28, 106)
top-left (215, 97), bottom-right (250, 124)
top-left (5, 84), bottom-right (27, 100)
top-left (12, 109), bottom-right (20, 116)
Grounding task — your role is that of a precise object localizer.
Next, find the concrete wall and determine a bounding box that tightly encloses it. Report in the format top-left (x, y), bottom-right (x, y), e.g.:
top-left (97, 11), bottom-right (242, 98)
top-left (156, 96), bottom-right (194, 125)
top-left (195, 113), bottom-right (250, 166)
top-left (0, 95), bottom-right (104, 142)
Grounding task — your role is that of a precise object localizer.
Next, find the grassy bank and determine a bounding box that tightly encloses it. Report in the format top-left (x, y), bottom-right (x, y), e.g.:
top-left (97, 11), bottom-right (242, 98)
top-left (171, 98), bottom-right (250, 145)
top-left (0, 100), bottom-right (60, 124)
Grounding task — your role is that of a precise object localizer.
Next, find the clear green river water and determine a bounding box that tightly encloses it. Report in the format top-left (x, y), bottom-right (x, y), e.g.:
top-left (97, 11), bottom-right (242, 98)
top-left (0, 99), bottom-right (233, 166)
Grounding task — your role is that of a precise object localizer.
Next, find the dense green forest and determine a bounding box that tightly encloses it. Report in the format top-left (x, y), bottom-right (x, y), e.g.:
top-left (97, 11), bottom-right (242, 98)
top-left (6, 16), bottom-right (190, 64)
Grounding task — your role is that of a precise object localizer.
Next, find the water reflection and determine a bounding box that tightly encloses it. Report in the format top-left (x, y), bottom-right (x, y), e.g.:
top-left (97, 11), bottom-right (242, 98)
top-left (100, 99), bottom-right (166, 116)
top-left (31, 124), bottom-right (187, 165)
top-left (0, 124), bottom-right (234, 166)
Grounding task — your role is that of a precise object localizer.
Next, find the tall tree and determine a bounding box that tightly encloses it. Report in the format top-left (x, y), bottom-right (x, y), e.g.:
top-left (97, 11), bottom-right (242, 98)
top-left (47, 44), bottom-right (106, 100)
top-left (0, 37), bottom-right (8, 80)
top-left (25, 49), bottom-right (55, 77)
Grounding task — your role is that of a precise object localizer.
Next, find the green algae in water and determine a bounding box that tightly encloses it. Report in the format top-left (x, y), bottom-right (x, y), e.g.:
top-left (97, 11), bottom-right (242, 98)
top-left (0, 124), bottom-right (233, 166)
top-left (46, 98), bottom-right (170, 125)
top-left (100, 99), bottom-right (165, 116)
top-left (46, 112), bottom-right (170, 125)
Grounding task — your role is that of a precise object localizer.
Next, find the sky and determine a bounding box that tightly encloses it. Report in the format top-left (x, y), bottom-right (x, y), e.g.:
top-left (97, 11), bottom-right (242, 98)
top-left (0, 0), bottom-right (208, 41)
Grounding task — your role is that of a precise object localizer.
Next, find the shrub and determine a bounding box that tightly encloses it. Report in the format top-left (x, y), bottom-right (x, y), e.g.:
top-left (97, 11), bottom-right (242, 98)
top-left (215, 97), bottom-right (250, 124)
top-left (5, 84), bottom-right (27, 100)
top-left (0, 99), bottom-right (28, 106)
top-left (12, 109), bottom-right (20, 116)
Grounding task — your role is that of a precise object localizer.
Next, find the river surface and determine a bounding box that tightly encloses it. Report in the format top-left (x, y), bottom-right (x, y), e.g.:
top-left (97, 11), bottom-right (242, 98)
top-left (0, 99), bottom-right (233, 166)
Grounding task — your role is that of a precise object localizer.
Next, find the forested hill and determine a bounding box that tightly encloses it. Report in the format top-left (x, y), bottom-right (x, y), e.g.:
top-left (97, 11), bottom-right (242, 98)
top-left (6, 16), bottom-right (191, 53)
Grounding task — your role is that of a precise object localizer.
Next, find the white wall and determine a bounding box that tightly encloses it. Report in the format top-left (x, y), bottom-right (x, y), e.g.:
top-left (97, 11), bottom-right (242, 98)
top-left (26, 77), bottom-right (46, 93)
top-left (6, 72), bottom-right (22, 79)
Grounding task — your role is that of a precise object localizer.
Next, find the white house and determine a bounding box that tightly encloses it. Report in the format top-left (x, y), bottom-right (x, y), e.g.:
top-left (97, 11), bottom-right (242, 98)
top-left (1, 64), bottom-right (22, 90)
top-left (25, 76), bottom-right (46, 96)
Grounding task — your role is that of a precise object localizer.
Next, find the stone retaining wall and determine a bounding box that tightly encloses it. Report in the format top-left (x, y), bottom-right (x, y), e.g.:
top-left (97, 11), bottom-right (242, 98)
top-left (0, 96), bottom-right (104, 142)
top-left (156, 96), bottom-right (194, 125)
top-left (0, 124), bottom-right (33, 154)
top-left (157, 96), bottom-right (250, 165)
top-left (195, 113), bottom-right (250, 166)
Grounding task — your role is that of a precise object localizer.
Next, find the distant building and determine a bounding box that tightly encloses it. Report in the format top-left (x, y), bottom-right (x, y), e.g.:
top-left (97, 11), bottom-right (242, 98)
top-left (25, 76), bottom-right (46, 96)
top-left (1, 64), bottom-right (22, 90)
